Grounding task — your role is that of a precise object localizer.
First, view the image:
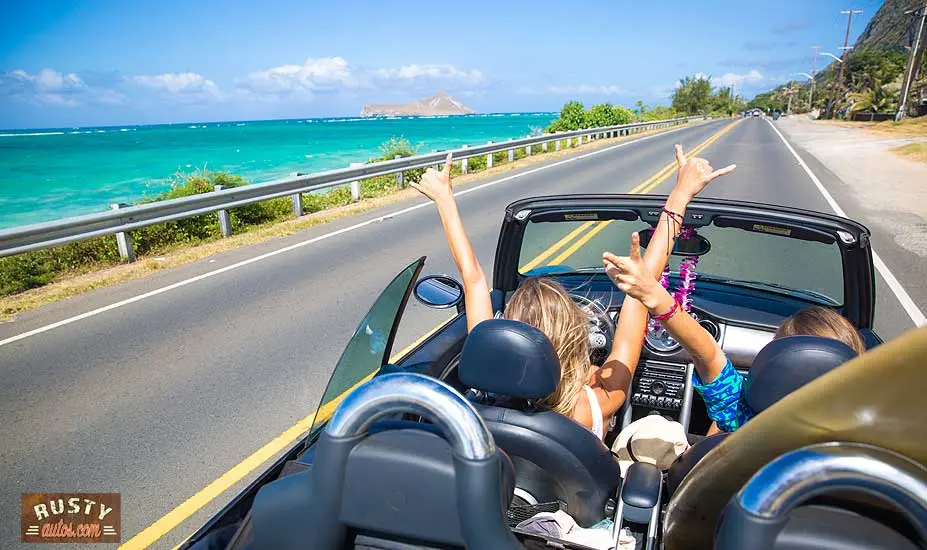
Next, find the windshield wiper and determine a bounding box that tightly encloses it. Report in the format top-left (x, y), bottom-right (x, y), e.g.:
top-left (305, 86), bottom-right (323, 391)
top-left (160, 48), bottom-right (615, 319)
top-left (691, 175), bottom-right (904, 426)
top-left (696, 275), bottom-right (839, 305)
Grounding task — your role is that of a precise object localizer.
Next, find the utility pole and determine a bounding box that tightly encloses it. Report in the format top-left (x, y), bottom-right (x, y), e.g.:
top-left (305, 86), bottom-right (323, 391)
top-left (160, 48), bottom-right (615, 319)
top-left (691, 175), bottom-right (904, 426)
top-left (830, 9), bottom-right (862, 118)
top-left (896, 0), bottom-right (927, 121)
top-left (810, 45), bottom-right (820, 113)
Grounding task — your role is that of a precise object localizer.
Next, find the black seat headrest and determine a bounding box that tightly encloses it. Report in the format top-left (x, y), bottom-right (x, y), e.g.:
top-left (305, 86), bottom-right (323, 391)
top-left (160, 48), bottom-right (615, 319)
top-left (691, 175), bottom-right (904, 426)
top-left (459, 319), bottom-right (560, 399)
top-left (744, 335), bottom-right (857, 413)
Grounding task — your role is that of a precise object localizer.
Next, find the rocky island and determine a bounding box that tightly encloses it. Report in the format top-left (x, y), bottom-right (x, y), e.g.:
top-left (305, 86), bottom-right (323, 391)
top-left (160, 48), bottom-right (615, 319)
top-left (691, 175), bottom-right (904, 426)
top-left (360, 91), bottom-right (476, 117)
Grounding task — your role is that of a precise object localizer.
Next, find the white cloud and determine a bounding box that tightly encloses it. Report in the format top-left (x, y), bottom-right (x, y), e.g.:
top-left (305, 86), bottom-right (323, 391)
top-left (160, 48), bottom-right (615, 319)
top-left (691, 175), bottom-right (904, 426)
top-left (0, 69), bottom-right (85, 106)
top-left (236, 57), bottom-right (486, 98)
top-left (373, 64), bottom-right (485, 85)
top-left (712, 70), bottom-right (764, 88)
top-left (131, 72), bottom-right (221, 98)
top-left (546, 84), bottom-right (628, 96)
top-left (236, 57), bottom-right (355, 94)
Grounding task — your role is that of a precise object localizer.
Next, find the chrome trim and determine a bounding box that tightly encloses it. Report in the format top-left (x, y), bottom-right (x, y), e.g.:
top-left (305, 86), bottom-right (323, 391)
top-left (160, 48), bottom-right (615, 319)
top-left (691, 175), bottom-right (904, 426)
top-left (645, 484), bottom-right (662, 550)
top-left (721, 324), bottom-right (774, 366)
top-left (739, 442), bottom-right (927, 534)
top-left (515, 209), bottom-right (531, 220)
top-left (611, 497), bottom-right (626, 544)
top-left (513, 488), bottom-right (538, 506)
top-left (326, 372), bottom-right (496, 460)
top-left (698, 319), bottom-right (720, 341)
top-left (677, 363), bottom-right (694, 433)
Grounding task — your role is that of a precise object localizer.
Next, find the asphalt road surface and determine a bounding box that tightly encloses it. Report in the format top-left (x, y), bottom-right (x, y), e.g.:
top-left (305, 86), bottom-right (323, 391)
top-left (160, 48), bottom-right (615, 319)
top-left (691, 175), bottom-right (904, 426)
top-left (0, 117), bottom-right (921, 549)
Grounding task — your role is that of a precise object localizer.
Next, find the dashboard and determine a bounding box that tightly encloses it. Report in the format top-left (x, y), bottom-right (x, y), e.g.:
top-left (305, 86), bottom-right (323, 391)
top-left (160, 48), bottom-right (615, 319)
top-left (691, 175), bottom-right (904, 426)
top-left (551, 274), bottom-right (788, 433)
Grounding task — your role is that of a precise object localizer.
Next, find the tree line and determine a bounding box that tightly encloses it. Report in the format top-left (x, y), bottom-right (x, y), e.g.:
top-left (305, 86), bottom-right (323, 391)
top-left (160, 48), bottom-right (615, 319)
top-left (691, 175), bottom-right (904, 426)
top-left (747, 46), bottom-right (925, 118)
top-left (546, 75), bottom-right (748, 133)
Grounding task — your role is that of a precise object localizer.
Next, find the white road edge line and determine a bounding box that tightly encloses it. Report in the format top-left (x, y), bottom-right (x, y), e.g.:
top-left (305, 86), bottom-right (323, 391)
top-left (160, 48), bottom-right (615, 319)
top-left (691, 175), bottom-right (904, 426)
top-left (0, 121), bottom-right (711, 348)
top-left (766, 119), bottom-right (926, 327)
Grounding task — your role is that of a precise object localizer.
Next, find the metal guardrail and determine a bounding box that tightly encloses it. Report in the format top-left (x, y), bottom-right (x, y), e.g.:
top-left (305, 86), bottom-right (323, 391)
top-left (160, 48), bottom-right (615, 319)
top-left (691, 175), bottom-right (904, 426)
top-left (0, 116), bottom-right (707, 259)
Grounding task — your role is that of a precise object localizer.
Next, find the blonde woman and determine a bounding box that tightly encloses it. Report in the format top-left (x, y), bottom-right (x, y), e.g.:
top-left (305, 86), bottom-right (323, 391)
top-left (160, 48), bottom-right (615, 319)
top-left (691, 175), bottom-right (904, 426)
top-left (411, 147), bottom-right (734, 439)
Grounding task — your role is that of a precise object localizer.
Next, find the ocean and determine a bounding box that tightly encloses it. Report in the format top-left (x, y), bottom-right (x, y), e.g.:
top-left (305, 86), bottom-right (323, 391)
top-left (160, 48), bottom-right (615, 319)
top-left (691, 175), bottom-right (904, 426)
top-left (0, 113), bottom-right (557, 230)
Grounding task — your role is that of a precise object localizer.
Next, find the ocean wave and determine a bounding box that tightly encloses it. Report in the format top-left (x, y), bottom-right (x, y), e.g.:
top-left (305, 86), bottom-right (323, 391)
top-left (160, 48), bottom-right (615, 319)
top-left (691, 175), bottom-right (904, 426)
top-left (0, 131), bottom-right (65, 137)
top-left (236, 123), bottom-right (246, 126)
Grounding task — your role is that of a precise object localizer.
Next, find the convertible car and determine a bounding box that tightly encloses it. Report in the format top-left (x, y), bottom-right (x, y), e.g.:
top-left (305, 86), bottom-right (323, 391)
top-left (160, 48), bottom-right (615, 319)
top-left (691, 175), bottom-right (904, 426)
top-left (182, 195), bottom-right (927, 550)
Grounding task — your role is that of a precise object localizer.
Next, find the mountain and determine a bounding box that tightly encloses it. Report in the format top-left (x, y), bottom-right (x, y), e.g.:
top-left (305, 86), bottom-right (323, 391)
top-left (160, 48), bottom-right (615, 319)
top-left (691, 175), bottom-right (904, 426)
top-left (852, 0), bottom-right (923, 51)
top-left (360, 92), bottom-right (476, 117)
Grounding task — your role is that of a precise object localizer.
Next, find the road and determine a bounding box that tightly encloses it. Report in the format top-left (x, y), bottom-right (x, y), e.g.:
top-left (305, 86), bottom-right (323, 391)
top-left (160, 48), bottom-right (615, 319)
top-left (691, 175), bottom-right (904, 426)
top-left (0, 117), bottom-right (921, 549)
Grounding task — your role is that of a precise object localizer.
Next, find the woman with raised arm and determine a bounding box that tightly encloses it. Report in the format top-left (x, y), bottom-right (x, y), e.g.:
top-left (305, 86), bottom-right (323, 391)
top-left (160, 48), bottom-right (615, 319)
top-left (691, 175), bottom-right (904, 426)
top-left (410, 148), bottom-right (735, 439)
top-left (605, 237), bottom-right (866, 433)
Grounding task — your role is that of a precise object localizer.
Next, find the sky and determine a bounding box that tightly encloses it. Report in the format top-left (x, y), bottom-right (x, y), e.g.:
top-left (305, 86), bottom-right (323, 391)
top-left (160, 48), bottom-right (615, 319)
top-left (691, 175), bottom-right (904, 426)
top-left (0, 0), bottom-right (884, 129)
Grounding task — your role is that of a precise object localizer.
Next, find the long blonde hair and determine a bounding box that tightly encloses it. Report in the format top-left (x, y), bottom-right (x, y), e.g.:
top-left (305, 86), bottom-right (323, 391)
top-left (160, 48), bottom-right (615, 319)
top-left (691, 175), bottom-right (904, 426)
top-left (504, 277), bottom-right (592, 415)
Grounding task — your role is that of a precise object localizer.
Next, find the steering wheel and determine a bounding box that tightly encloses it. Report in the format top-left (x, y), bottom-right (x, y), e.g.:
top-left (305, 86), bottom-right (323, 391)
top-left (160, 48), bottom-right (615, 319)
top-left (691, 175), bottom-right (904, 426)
top-left (569, 293), bottom-right (616, 365)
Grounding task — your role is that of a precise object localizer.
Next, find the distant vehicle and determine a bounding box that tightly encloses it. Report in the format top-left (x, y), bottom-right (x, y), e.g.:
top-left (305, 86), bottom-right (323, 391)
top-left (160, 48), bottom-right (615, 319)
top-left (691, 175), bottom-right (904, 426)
top-left (752, 110), bottom-right (761, 117)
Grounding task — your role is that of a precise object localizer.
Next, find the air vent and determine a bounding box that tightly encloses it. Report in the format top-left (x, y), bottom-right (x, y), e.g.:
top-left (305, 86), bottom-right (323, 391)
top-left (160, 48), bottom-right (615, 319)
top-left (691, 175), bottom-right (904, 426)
top-left (699, 319), bottom-right (720, 341)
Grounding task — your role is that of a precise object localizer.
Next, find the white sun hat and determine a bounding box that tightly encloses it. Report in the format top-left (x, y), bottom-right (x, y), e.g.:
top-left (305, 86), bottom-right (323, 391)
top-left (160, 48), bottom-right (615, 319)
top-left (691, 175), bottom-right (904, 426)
top-left (612, 414), bottom-right (690, 476)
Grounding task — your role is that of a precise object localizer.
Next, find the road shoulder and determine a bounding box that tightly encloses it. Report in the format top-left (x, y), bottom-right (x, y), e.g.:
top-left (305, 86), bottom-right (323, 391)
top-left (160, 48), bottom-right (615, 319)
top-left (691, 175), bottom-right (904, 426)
top-left (775, 116), bottom-right (926, 333)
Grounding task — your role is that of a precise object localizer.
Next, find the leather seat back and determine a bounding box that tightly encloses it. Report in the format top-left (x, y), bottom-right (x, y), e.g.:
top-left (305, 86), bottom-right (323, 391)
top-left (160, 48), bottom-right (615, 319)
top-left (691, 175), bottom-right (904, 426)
top-left (460, 319), bottom-right (621, 527)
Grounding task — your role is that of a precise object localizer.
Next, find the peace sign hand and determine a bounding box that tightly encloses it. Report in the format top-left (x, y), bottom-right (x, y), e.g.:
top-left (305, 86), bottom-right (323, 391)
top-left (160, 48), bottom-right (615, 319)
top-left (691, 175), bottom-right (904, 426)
top-left (603, 232), bottom-right (665, 310)
top-left (673, 144), bottom-right (736, 201)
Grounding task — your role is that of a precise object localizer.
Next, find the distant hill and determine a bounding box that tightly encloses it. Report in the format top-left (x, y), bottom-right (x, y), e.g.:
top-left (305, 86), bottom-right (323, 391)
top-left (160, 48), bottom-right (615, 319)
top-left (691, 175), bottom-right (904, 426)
top-left (853, 0), bottom-right (922, 51)
top-left (360, 92), bottom-right (476, 117)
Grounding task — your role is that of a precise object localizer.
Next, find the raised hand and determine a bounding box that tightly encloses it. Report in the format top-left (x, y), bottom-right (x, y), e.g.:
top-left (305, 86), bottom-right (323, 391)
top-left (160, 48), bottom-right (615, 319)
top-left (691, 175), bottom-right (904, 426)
top-left (410, 153), bottom-right (454, 204)
top-left (603, 232), bottom-right (666, 310)
top-left (672, 144), bottom-right (736, 201)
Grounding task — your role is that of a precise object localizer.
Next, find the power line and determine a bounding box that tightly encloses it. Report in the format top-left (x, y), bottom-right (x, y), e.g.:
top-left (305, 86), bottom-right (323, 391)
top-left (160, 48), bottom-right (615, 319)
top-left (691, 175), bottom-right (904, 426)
top-left (829, 8), bottom-right (863, 118)
top-left (896, 0), bottom-right (927, 120)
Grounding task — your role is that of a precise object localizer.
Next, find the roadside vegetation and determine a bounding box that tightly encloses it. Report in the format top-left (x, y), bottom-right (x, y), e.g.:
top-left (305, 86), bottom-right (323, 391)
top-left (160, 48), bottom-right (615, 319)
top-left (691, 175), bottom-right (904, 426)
top-left (747, 46), bottom-right (925, 121)
top-left (0, 116), bottom-right (691, 306)
top-left (890, 142), bottom-right (927, 163)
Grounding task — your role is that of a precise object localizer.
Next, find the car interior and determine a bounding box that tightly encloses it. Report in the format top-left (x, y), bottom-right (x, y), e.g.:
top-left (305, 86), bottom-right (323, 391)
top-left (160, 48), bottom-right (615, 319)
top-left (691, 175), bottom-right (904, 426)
top-left (186, 197), bottom-right (926, 550)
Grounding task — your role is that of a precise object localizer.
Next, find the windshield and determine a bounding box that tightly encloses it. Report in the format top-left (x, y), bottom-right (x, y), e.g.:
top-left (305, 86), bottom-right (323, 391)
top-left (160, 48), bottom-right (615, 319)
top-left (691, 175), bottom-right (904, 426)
top-left (308, 258), bottom-right (423, 435)
top-left (518, 218), bottom-right (844, 305)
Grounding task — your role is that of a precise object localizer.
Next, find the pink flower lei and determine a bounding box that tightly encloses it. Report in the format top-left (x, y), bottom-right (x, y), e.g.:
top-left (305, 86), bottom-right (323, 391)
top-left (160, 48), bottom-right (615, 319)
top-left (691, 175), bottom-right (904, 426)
top-left (647, 225), bottom-right (699, 330)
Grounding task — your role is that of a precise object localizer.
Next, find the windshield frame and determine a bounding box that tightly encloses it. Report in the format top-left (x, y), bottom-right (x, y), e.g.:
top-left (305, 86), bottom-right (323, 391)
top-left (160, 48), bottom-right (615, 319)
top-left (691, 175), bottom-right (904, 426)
top-left (494, 194), bottom-right (874, 328)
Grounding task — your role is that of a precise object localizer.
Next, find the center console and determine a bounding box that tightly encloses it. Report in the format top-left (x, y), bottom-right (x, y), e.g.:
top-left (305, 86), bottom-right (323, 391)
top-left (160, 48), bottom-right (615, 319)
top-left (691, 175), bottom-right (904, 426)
top-left (622, 360), bottom-right (695, 432)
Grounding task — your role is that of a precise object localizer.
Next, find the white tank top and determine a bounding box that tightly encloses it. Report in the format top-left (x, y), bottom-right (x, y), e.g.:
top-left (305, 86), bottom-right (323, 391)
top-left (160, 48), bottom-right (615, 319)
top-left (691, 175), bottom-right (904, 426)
top-left (582, 385), bottom-right (604, 440)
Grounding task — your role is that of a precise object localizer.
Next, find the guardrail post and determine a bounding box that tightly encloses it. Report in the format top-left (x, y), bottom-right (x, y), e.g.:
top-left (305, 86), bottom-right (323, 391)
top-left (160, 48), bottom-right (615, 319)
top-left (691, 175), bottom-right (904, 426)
top-left (508, 139), bottom-right (515, 163)
top-left (213, 185), bottom-right (233, 237)
top-left (461, 145), bottom-right (468, 174)
top-left (525, 144), bottom-right (531, 156)
top-left (291, 193), bottom-right (303, 217)
top-left (555, 138), bottom-right (561, 151)
top-left (487, 141), bottom-right (493, 168)
top-left (396, 171), bottom-right (404, 189)
top-left (542, 141), bottom-right (548, 152)
top-left (349, 162), bottom-right (362, 201)
top-left (109, 203), bottom-right (136, 262)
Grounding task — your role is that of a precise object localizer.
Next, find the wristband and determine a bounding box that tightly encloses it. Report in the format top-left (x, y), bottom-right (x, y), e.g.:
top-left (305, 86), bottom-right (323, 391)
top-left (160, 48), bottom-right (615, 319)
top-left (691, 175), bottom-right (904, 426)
top-left (652, 299), bottom-right (680, 322)
top-left (662, 207), bottom-right (684, 224)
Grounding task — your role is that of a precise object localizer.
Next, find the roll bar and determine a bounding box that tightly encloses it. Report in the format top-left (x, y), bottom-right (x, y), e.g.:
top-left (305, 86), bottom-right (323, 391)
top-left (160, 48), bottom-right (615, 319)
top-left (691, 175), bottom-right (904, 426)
top-left (326, 372), bottom-right (496, 460)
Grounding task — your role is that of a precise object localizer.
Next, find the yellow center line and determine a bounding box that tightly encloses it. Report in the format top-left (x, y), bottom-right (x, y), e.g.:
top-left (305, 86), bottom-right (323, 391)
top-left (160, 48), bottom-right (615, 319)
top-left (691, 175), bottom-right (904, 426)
top-left (130, 119), bottom-right (742, 550)
top-left (546, 119), bottom-right (741, 266)
top-left (549, 220), bottom-right (615, 265)
top-left (518, 220), bottom-right (596, 271)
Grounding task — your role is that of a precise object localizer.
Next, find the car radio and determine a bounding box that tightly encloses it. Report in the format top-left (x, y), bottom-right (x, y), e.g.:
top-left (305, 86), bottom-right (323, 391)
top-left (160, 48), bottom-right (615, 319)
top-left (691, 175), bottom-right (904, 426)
top-left (630, 360), bottom-right (688, 411)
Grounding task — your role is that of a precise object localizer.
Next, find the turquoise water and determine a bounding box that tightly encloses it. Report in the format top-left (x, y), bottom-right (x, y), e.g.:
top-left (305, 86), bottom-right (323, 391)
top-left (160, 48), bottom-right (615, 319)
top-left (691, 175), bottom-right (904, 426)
top-left (0, 113), bottom-right (556, 230)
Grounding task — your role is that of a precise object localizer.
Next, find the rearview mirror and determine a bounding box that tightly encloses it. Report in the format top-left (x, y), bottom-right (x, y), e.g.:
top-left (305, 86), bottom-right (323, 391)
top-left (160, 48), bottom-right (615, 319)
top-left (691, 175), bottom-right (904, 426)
top-left (638, 228), bottom-right (711, 256)
top-left (413, 275), bottom-right (464, 309)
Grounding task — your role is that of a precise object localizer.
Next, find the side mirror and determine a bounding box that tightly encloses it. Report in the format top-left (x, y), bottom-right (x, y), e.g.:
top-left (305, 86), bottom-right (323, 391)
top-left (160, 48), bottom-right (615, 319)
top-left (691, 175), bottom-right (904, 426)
top-left (639, 228), bottom-right (711, 256)
top-left (413, 275), bottom-right (464, 309)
